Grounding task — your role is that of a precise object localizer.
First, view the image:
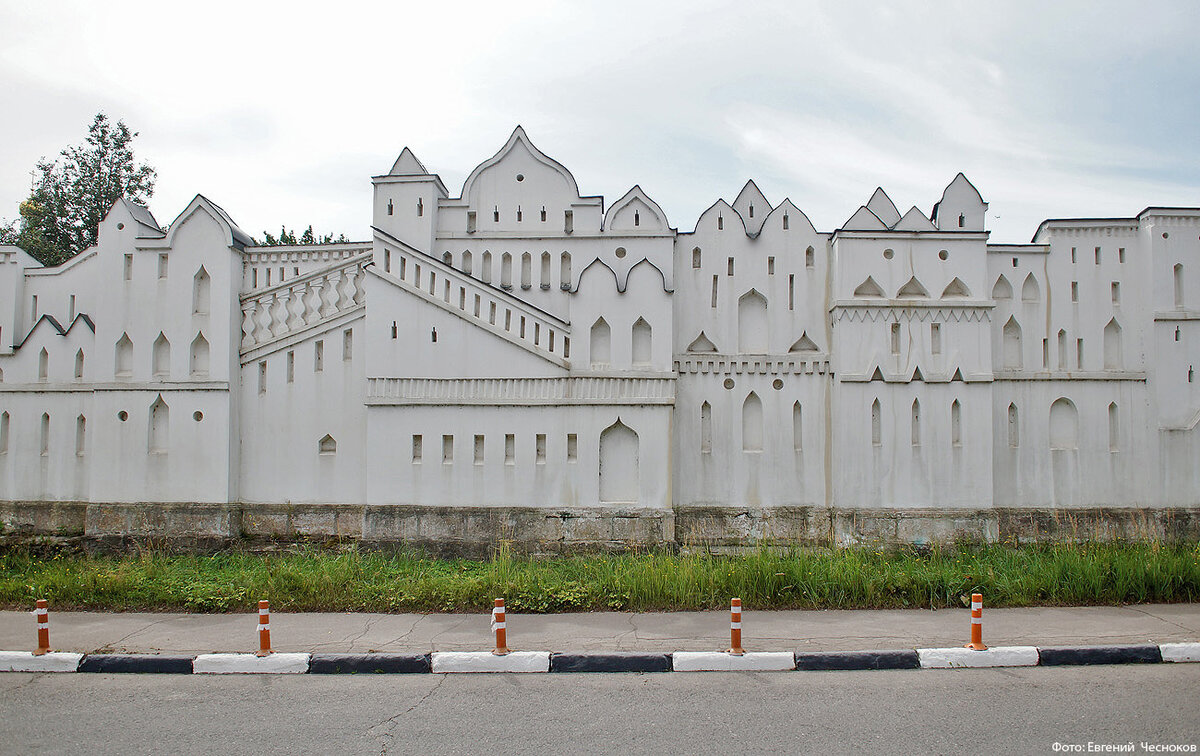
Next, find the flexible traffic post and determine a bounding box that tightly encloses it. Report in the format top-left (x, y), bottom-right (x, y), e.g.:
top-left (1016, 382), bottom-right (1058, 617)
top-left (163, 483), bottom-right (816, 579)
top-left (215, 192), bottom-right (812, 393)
top-left (727, 597), bottom-right (745, 656)
top-left (257, 600), bottom-right (273, 656)
top-left (965, 593), bottom-right (987, 651)
top-left (491, 598), bottom-right (509, 656)
top-left (33, 599), bottom-right (50, 656)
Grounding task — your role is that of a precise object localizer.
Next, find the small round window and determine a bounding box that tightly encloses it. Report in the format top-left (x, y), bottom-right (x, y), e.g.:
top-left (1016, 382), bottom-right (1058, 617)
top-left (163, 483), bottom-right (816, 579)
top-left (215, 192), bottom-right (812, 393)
top-left (615, 247), bottom-right (627, 259)
top-left (516, 174), bottom-right (525, 182)
top-left (193, 411), bottom-right (204, 422)
top-left (117, 411), bottom-right (128, 422)
top-left (938, 249), bottom-right (949, 261)
top-left (883, 248), bottom-right (894, 260)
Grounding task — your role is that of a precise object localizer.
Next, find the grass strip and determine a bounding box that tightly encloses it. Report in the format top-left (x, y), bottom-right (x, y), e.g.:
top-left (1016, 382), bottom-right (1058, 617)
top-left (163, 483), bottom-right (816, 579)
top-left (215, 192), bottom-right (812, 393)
top-left (0, 542), bottom-right (1197, 613)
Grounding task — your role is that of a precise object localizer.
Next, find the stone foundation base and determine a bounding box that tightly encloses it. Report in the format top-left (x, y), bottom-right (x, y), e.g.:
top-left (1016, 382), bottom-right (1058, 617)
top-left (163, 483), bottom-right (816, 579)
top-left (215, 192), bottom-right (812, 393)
top-left (1, 501), bottom-right (1197, 555)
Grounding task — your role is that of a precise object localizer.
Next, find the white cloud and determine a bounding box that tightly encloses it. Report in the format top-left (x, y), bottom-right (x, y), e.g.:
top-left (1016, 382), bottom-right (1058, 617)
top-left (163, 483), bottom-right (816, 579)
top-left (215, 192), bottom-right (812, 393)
top-left (0, 0), bottom-right (1196, 244)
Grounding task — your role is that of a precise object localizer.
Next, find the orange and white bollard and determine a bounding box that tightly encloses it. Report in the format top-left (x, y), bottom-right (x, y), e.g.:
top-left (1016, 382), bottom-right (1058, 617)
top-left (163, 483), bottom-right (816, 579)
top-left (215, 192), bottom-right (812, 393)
top-left (33, 599), bottom-right (51, 656)
top-left (491, 598), bottom-right (509, 656)
top-left (727, 597), bottom-right (745, 656)
top-left (965, 592), bottom-right (987, 651)
top-left (257, 600), bottom-right (273, 656)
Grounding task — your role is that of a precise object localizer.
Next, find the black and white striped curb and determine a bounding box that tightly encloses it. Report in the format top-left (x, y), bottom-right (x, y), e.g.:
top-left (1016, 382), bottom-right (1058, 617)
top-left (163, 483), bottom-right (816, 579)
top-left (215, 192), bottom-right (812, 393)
top-left (0, 643), bottom-right (1196, 674)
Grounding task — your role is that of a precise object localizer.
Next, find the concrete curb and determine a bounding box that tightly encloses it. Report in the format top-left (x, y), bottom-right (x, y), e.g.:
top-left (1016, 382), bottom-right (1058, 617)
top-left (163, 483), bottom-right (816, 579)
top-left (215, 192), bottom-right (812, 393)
top-left (1037, 645), bottom-right (1162, 666)
top-left (672, 651), bottom-right (796, 672)
top-left (794, 650), bottom-right (920, 671)
top-left (1159, 642), bottom-right (1200, 663)
top-left (309, 653), bottom-right (431, 674)
top-left (917, 646), bottom-right (1040, 668)
top-left (431, 651), bottom-right (550, 673)
top-left (0, 651), bottom-right (84, 672)
top-left (193, 653), bottom-right (311, 674)
top-left (550, 652), bottom-right (672, 673)
top-left (0, 642), bottom-right (1196, 673)
top-left (78, 654), bottom-right (195, 674)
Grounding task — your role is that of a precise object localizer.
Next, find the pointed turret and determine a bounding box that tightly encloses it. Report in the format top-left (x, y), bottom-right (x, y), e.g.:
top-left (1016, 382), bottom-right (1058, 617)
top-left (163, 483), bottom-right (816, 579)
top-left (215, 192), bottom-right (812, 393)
top-left (865, 187), bottom-right (901, 228)
top-left (389, 147), bottom-right (430, 176)
top-left (732, 180), bottom-right (771, 236)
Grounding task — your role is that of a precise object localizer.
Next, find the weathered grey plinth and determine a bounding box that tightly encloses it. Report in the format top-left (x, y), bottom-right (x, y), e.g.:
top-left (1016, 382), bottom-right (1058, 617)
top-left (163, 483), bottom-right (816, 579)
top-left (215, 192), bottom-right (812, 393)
top-left (1, 501), bottom-right (1198, 555)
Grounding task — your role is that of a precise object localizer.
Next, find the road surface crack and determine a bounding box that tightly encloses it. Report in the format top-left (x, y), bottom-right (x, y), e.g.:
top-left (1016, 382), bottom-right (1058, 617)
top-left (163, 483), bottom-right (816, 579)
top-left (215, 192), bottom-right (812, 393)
top-left (371, 674), bottom-right (447, 755)
top-left (100, 615), bottom-right (180, 653)
top-left (378, 614), bottom-right (429, 652)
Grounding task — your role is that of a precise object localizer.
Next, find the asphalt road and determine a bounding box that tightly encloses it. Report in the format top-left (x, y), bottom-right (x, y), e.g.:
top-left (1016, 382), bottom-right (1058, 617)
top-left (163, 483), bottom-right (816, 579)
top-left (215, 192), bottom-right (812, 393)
top-left (1, 666), bottom-right (1197, 755)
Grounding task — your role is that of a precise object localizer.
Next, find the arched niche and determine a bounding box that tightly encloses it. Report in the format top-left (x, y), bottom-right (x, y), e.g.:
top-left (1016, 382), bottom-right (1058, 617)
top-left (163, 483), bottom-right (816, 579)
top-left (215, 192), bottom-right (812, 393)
top-left (599, 420), bottom-right (639, 503)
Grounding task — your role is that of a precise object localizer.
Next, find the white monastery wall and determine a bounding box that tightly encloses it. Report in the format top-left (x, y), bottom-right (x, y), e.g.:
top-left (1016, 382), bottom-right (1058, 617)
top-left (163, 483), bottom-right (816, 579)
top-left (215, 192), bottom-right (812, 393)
top-left (0, 126), bottom-right (1197, 546)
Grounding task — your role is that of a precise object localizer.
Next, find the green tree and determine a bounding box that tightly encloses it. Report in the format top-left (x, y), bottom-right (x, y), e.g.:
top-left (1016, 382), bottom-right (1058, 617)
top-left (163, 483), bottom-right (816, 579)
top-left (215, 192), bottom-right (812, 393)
top-left (257, 225), bottom-right (349, 246)
top-left (0, 113), bottom-right (156, 266)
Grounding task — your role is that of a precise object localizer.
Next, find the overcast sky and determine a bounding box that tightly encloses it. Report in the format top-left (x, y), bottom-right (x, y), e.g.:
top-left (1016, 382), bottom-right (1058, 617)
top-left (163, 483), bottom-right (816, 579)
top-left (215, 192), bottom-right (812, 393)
top-left (2, 0), bottom-right (1197, 245)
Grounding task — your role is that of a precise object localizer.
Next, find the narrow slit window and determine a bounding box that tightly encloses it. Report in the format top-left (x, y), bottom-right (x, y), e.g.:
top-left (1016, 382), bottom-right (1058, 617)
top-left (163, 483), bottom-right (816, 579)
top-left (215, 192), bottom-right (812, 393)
top-left (890, 323), bottom-right (901, 354)
top-left (931, 323), bottom-right (942, 354)
top-left (692, 247), bottom-right (701, 268)
top-left (412, 435), bottom-right (422, 463)
top-left (258, 361), bottom-right (267, 394)
top-left (788, 275), bottom-right (795, 310)
top-left (806, 247), bottom-right (814, 268)
top-left (792, 402), bottom-right (802, 452)
top-left (535, 433), bottom-right (546, 464)
top-left (124, 254), bottom-right (133, 281)
top-left (442, 434), bottom-right (453, 464)
top-left (1108, 403), bottom-right (1119, 452)
top-left (474, 435), bottom-right (485, 465)
top-left (158, 254), bottom-right (168, 279)
top-left (951, 400), bottom-right (962, 447)
top-left (315, 340), bottom-right (324, 372)
top-left (711, 275), bottom-right (718, 308)
top-left (1111, 282), bottom-right (1120, 304)
top-left (504, 434), bottom-right (515, 465)
top-left (75, 415), bottom-right (86, 456)
top-left (727, 257), bottom-right (734, 276)
top-left (566, 433), bottom-right (578, 461)
top-left (1070, 281), bottom-right (1078, 302)
top-left (343, 329), bottom-right (353, 361)
top-left (286, 350), bottom-right (295, 383)
top-left (767, 256), bottom-right (775, 275)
